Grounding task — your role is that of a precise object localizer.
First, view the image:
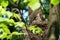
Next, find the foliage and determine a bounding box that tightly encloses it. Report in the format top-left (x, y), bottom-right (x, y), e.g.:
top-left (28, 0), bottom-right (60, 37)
top-left (0, 0), bottom-right (47, 39)
top-left (28, 26), bottom-right (42, 35)
top-left (13, 0), bottom-right (17, 3)
top-left (0, 3), bottom-right (42, 40)
top-left (0, 6), bottom-right (25, 40)
top-left (23, 0), bottom-right (41, 11)
top-left (41, 0), bottom-right (50, 19)
top-left (0, 0), bottom-right (9, 8)
top-left (51, 0), bottom-right (60, 5)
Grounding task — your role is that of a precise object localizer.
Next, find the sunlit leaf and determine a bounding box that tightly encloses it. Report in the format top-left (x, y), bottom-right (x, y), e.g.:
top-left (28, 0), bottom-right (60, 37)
top-left (35, 27), bottom-right (42, 34)
top-left (13, 0), bottom-right (17, 2)
top-left (28, 26), bottom-right (42, 34)
top-left (0, 33), bottom-right (7, 39)
top-left (1, 1), bottom-right (8, 8)
top-left (0, 24), bottom-right (11, 34)
top-left (15, 22), bottom-right (26, 28)
top-left (23, 0), bottom-right (40, 11)
top-left (28, 26), bottom-right (36, 31)
top-left (0, 29), bottom-right (8, 39)
top-left (6, 11), bottom-right (12, 18)
top-left (51, 0), bottom-right (60, 5)
top-left (23, 0), bottom-right (28, 2)
top-left (7, 35), bottom-right (12, 39)
top-left (28, 0), bottom-right (40, 11)
top-left (12, 32), bottom-right (19, 35)
top-left (3, 28), bottom-right (11, 34)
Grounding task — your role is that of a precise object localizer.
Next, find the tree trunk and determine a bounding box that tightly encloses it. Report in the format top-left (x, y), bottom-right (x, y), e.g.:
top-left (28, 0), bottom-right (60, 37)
top-left (43, 5), bottom-right (59, 40)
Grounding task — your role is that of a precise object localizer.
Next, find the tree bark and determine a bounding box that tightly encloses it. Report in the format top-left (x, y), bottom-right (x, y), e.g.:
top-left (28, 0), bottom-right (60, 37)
top-left (43, 5), bottom-right (59, 40)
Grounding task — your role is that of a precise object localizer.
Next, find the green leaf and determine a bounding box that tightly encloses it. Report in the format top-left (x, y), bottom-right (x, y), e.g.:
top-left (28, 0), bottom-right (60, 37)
top-left (51, 0), bottom-right (60, 5)
top-left (7, 34), bottom-right (12, 39)
top-left (3, 28), bottom-right (11, 34)
top-left (12, 32), bottom-right (25, 35)
top-left (0, 24), bottom-right (11, 34)
top-left (0, 28), bottom-right (10, 39)
top-left (23, 0), bottom-right (40, 11)
top-left (28, 26), bottom-right (42, 34)
top-left (12, 32), bottom-right (19, 35)
top-left (15, 22), bottom-right (26, 28)
top-left (28, 26), bottom-right (36, 31)
top-left (35, 27), bottom-right (42, 34)
top-left (23, 0), bottom-right (28, 2)
top-left (6, 11), bottom-right (12, 18)
top-left (0, 29), bottom-right (3, 35)
top-left (1, 1), bottom-right (8, 8)
top-left (8, 19), bottom-right (15, 26)
top-left (13, 0), bottom-right (17, 2)
top-left (28, 0), bottom-right (40, 11)
top-left (0, 32), bottom-right (7, 39)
